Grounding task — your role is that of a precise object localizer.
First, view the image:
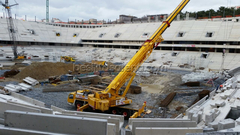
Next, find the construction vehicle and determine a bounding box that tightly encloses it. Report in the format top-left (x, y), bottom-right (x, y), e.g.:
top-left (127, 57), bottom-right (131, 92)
top-left (0, 0), bottom-right (25, 60)
top-left (68, 0), bottom-right (190, 118)
top-left (68, 90), bottom-right (94, 108)
top-left (91, 60), bottom-right (107, 67)
top-left (61, 56), bottom-right (75, 62)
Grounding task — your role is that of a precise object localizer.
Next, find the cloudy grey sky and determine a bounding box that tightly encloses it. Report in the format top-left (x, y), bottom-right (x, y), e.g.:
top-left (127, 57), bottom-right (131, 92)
top-left (0, 0), bottom-right (239, 22)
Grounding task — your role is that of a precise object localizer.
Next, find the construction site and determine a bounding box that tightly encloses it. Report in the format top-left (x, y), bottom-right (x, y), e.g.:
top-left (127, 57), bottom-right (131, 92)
top-left (0, 0), bottom-right (240, 135)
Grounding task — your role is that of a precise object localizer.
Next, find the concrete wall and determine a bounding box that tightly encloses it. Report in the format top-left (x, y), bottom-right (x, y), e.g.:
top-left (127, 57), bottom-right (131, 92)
top-left (11, 92), bottom-right (46, 107)
top-left (128, 118), bottom-right (191, 125)
top-left (62, 110), bottom-right (124, 135)
top-left (130, 121), bottom-right (197, 135)
top-left (4, 110), bottom-right (107, 135)
top-left (0, 126), bottom-right (67, 135)
top-left (51, 105), bottom-right (66, 113)
top-left (62, 110), bottom-right (124, 123)
top-left (135, 127), bottom-right (203, 135)
top-left (7, 100), bottom-right (52, 114)
top-left (0, 101), bottom-right (40, 118)
top-left (57, 113), bottom-right (121, 135)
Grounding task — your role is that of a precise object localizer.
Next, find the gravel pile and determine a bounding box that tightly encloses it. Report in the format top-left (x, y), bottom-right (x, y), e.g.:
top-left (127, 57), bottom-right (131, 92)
top-left (20, 87), bottom-right (75, 110)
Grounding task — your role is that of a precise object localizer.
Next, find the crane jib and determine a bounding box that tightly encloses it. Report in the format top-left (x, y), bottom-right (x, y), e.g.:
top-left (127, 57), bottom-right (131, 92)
top-left (150, 0), bottom-right (190, 42)
top-left (85, 0), bottom-right (191, 112)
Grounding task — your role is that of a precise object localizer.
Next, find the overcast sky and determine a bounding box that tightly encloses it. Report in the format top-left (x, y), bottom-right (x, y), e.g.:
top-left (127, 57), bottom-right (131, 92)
top-left (0, 0), bottom-right (239, 22)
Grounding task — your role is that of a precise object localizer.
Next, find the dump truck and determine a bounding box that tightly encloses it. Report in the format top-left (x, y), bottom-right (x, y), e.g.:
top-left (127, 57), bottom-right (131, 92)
top-left (67, 0), bottom-right (190, 119)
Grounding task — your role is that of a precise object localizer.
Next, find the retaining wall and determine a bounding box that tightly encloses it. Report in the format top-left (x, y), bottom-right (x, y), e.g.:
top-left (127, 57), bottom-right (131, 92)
top-left (0, 126), bottom-right (66, 135)
top-left (7, 100), bottom-right (52, 114)
top-left (11, 92), bottom-right (46, 107)
top-left (0, 102), bottom-right (40, 118)
top-left (4, 110), bottom-right (108, 135)
top-left (135, 127), bottom-right (203, 135)
top-left (129, 121), bottom-right (197, 135)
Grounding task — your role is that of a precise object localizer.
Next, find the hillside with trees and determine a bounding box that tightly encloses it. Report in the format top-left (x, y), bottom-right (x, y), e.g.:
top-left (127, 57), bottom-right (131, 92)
top-left (180, 6), bottom-right (240, 19)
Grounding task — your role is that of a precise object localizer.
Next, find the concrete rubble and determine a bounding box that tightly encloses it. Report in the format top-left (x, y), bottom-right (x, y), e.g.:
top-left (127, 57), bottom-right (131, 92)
top-left (182, 71), bottom-right (220, 83)
top-left (184, 73), bottom-right (240, 133)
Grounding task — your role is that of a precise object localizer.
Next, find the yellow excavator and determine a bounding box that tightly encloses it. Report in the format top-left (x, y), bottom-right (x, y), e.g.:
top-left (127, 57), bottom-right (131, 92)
top-left (68, 0), bottom-right (190, 118)
top-left (61, 56), bottom-right (75, 62)
top-left (91, 60), bottom-right (107, 67)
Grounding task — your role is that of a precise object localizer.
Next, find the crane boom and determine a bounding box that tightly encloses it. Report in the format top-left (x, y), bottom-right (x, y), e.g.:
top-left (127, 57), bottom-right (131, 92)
top-left (86, 0), bottom-right (190, 112)
top-left (1, 0), bottom-right (19, 59)
top-left (103, 0), bottom-right (190, 95)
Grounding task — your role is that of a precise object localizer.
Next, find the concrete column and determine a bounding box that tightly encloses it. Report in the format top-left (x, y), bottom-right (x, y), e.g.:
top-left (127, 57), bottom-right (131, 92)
top-left (226, 49), bottom-right (229, 53)
top-left (177, 14), bottom-right (180, 21)
top-left (163, 15), bottom-right (167, 21)
top-left (186, 13), bottom-right (190, 20)
top-left (155, 15), bottom-right (158, 22)
top-left (148, 16), bottom-right (151, 22)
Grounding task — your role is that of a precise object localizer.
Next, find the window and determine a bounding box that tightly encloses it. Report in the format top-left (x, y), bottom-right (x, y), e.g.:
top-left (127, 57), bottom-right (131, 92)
top-left (68, 94), bottom-right (73, 99)
top-left (114, 33), bottom-right (121, 38)
top-left (99, 33), bottom-right (106, 38)
top-left (142, 33), bottom-right (149, 38)
top-left (206, 32), bottom-right (214, 37)
top-left (177, 32), bottom-right (185, 37)
top-left (201, 53), bottom-right (209, 58)
top-left (56, 32), bottom-right (60, 36)
top-left (172, 52), bottom-right (179, 56)
top-left (9, 28), bottom-right (15, 33)
top-left (73, 33), bottom-right (79, 37)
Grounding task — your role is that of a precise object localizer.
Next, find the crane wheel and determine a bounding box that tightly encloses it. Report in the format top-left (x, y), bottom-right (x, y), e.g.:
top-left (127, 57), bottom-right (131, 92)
top-left (75, 101), bottom-right (83, 109)
top-left (121, 110), bottom-right (130, 120)
top-left (112, 110), bottom-right (117, 114)
top-left (123, 112), bottom-right (128, 117)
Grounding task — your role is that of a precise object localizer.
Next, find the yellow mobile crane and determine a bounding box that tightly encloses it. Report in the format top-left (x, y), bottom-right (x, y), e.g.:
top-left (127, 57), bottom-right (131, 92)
top-left (68, 0), bottom-right (190, 118)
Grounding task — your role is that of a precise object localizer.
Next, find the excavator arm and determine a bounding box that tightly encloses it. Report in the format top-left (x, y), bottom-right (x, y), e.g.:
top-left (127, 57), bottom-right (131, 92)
top-left (87, 0), bottom-right (190, 112)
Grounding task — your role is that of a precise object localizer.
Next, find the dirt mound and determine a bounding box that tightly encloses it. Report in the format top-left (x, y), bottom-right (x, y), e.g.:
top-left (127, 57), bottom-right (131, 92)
top-left (3, 69), bottom-right (20, 77)
top-left (14, 62), bottom-right (74, 80)
top-left (14, 62), bottom-right (123, 80)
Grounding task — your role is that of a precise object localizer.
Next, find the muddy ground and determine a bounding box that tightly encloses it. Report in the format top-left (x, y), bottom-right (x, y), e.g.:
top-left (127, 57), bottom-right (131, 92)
top-left (0, 62), bottom-right (224, 118)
